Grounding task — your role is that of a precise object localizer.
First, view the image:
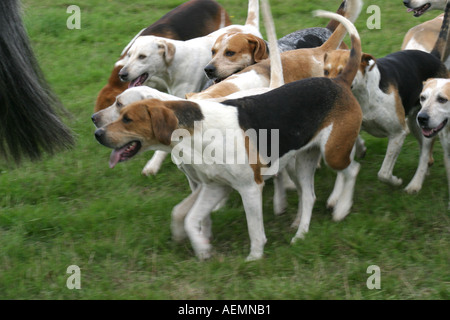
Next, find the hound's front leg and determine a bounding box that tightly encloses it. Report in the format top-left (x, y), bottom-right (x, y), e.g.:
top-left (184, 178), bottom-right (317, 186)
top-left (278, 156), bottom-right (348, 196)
top-left (377, 131), bottom-right (408, 186)
top-left (237, 183), bottom-right (267, 261)
top-left (142, 151), bottom-right (168, 176)
top-left (184, 184), bottom-right (231, 260)
top-left (405, 115), bottom-right (436, 194)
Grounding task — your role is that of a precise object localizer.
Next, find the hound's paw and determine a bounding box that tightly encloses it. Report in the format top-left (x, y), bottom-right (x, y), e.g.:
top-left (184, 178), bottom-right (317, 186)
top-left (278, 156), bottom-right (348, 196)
top-left (290, 233), bottom-right (305, 244)
top-left (404, 183), bottom-right (422, 194)
top-left (378, 173), bottom-right (403, 187)
top-left (196, 246), bottom-right (212, 261)
top-left (141, 167), bottom-right (159, 176)
top-left (245, 252), bottom-right (263, 262)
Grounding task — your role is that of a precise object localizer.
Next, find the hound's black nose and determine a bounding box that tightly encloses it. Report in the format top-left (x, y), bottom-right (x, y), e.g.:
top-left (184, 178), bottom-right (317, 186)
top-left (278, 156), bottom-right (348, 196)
top-left (417, 112), bottom-right (430, 127)
top-left (118, 69), bottom-right (129, 82)
top-left (94, 128), bottom-right (105, 143)
top-left (403, 0), bottom-right (410, 8)
top-left (92, 113), bottom-right (99, 126)
top-left (204, 64), bottom-right (216, 78)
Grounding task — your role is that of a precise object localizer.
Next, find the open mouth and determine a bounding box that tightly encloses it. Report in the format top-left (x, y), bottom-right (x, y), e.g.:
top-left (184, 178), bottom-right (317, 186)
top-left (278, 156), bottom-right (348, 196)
top-left (407, 3), bottom-right (431, 17)
top-left (109, 141), bottom-right (142, 168)
top-left (128, 73), bottom-right (149, 88)
top-left (421, 119), bottom-right (448, 138)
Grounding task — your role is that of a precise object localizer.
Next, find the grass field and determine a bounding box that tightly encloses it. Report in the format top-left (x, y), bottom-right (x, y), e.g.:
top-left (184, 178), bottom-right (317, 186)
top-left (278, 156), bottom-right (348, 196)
top-left (0, 0), bottom-right (449, 300)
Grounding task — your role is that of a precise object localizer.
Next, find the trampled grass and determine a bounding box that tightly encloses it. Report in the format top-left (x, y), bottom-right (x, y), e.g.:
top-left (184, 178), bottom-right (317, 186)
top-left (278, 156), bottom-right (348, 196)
top-left (0, 0), bottom-right (448, 300)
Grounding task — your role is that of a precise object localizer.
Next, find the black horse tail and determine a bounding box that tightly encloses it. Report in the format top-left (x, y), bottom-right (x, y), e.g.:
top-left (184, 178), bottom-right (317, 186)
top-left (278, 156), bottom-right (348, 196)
top-left (0, 0), bottom-right (74, 164)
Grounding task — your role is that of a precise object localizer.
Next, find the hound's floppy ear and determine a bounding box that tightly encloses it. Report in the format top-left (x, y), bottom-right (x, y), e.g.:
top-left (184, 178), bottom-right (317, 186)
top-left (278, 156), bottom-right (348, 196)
top-left (146, 101), bottom-right (178, 145)
top-left (158, 40), bottom-right (176, 65)
top-left (247, 35), bottom-right (269, 63)
top-left (361, 53), bottom-right (376, 72)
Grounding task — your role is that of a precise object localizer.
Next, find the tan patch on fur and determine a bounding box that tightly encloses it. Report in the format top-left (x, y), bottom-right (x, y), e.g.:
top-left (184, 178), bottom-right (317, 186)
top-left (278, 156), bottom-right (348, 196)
top-left (388, 85), bottom-right (407, 129)
top-left (243, 131), bottom-right (265, 185)
top-left (322, 90), bottom-right (362, 170)
top-left (401, 14), bottom-right (443, 51)
top-left (95, 65), bottom-right (129, 112)
top-left (323, 50), bottom-right (349, 78)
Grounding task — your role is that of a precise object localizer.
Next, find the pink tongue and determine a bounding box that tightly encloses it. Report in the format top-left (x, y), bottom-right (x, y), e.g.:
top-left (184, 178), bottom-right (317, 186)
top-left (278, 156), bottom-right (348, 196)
top-left (422, 128), bottom-right (433, 137)
top-left (407, 8), bottom-right (414, 12)
top-left (109, 146), bottom-right (128, 169)
top-left (128, 78), bottom-right (140, 88)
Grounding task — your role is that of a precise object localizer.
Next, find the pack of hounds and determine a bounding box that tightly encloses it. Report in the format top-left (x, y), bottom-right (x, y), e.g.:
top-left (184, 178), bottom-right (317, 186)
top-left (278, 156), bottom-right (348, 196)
top-left (90, 0), bottom-right (450, 261)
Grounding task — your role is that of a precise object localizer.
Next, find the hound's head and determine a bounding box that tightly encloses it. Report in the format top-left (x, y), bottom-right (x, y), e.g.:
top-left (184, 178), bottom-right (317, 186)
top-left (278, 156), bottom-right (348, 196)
top-left (403, 1), bottom-right (446, 17)
top-left (417, 78), bottom-right (450, 138)
top-left (91, 86), bottom-right (180, 128)
top-left (323, 50), bottom-right (376, 90)
top-left (204, 32), bottom-right (268, 83)
top-left (94, 99), bottom-right (179, 168)
top-left (118, 36), bottom-right (176, 88)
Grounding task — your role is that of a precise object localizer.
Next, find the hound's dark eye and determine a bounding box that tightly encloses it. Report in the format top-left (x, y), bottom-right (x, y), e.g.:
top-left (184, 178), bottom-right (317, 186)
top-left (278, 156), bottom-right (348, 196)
top-left (211, 49), bottom-right (216, 56)
top-left (420, 95), bottom-right (426, 102)
top-left (138, 54), bottom-right (147, 60)
top-left (225, 51), bottom-right (235, 57)
top-left (324, 70), bottom-right (330, 76)
top-left (122, 115), bottom-right (132, 124)
top-left (116, 101), bottom-right (123, 108)
top-left (438, 96), bottom-right (448, 104)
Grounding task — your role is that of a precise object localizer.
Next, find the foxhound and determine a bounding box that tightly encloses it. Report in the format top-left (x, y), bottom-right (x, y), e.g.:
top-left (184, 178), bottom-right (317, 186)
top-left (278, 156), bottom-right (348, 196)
top-left (323, 0), bottom-right (450, 192)
top-left (95, 0), bottom-right (232, 112)
top-left (94, 10), bottom-right (363, 261)
top-left (417, 78), bottom-right (450, 208)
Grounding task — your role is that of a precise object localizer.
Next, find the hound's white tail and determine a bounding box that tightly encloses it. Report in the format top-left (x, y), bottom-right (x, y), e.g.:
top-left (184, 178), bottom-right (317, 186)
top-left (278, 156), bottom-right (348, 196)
top-left (261, 0), bottom-right (284, 89)
top-left (245, 0), bottom-right (260, 30)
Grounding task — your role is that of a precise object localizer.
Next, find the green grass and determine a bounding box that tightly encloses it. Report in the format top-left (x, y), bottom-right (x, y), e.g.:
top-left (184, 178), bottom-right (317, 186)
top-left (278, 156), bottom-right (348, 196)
top-left (0, 0), bottom-right (449, 300)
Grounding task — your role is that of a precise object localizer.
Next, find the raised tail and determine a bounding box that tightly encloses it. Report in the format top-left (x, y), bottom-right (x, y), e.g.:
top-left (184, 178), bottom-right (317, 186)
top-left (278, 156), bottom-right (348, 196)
top-left (314, 10), bottom-right (361, 87)
top-left (245, 0), bottom-right (260, 30)
top-left (319, 0), bottom-right (362, 52)
top-left (430, 1), bottom-right (450, 62)
top-left (326, 1), bottom-right (346, 32)
top-left (261, 0), bottom-right (284, 89)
